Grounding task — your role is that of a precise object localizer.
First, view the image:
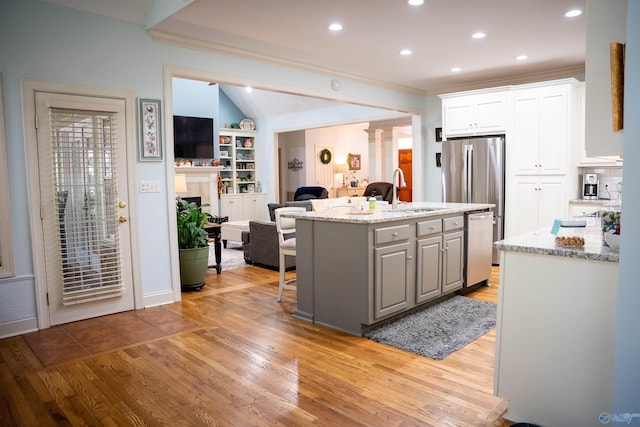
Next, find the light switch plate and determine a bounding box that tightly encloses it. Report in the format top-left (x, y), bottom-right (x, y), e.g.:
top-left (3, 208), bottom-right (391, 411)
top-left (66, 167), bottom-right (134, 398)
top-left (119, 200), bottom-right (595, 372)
top-left (140, 180), bottom-right (160, 193)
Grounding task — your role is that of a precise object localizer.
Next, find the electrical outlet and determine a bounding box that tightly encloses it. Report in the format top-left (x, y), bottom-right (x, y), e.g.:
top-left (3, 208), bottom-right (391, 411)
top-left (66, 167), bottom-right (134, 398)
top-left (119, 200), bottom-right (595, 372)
top-left (140, 180), bottom-right (160, 193)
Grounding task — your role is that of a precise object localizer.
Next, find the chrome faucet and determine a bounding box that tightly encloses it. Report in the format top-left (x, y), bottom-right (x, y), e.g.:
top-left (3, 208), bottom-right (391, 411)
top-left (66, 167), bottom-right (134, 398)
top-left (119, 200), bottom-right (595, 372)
top-left (392, 168), bottom-right (407, 210)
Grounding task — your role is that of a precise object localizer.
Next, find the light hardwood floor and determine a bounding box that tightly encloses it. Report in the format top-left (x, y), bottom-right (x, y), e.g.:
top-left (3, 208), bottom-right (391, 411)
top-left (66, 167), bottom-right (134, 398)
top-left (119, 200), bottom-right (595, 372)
top-left (0, 266), bottom-right (511, 426)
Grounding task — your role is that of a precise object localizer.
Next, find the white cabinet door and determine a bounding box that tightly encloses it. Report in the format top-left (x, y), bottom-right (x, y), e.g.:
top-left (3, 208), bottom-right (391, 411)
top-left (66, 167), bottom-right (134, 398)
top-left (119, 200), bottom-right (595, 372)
top-left (512, 93), bottom-right (540, 174)
top-left (474, 94), bottom-right (508, 134)
top-left (511, 177), bottom-right (567, 236)
top-left (242, 193), bottom-right (266, 220)
top-left (220, 195), bottom-right (243, 220)
top-left (511, 178), bottom-right (540, 236)
top-left (512, 85), bottom-right (571, 175)
top-left (442, 92), bottom-right (507, 137)
top-left (539, 90), bottom-right (569, 174)
top-left (538, 179), bottom-right (567, 229)
top-left (443, 98), bottom-right (475, 136)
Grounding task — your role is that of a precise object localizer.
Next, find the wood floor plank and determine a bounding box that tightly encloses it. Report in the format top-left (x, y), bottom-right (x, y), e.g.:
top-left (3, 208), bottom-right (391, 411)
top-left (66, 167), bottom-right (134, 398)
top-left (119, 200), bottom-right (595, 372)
top-left (0, 266), bottom-right (511, 426)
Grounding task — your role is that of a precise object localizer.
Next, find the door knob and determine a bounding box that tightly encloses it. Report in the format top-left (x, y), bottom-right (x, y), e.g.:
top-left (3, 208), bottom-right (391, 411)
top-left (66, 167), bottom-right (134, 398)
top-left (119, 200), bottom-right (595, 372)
top-left (118, 201), bottom-right (127, 208)
top-left (119, 216), bottom-right (128, 223)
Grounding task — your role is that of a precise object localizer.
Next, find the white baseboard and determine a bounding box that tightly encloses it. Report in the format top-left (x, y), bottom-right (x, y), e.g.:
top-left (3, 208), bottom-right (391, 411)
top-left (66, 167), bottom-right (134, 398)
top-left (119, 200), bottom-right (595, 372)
top-left (142, 289), bottom-right (176, 308)
top-left (0, 317), bottom-right (38, 339)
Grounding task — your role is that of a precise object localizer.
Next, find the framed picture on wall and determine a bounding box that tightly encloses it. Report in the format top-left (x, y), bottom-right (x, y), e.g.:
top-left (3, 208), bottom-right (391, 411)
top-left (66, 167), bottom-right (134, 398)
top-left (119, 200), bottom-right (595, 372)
top-left (138, 98), bottom-right (163, 161)
top-left (347, 154), bottom-right (361, 170)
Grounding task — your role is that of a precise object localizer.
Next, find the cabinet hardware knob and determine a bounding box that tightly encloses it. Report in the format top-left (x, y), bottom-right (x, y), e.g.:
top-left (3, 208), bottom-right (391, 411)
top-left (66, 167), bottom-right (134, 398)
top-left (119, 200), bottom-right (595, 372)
top-left (407, 255), bottom-right (413, 260)
top-left (392, 232), bottom-right (398, 237)
top-left (119, 216), bottom-right (128, 223)
top-left (118, 201), bottom-right (126, 208)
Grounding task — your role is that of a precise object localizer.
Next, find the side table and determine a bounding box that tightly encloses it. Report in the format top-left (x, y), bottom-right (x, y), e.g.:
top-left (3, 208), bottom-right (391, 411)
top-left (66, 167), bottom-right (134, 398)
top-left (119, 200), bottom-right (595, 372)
top-left (204, 224), bottom-right (222, 274)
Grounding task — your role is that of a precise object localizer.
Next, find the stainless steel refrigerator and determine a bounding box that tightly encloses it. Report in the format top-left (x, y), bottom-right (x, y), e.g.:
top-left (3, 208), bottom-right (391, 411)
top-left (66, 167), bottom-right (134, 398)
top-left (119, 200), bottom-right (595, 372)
top-left (442, 136), bottom-right (505, 266)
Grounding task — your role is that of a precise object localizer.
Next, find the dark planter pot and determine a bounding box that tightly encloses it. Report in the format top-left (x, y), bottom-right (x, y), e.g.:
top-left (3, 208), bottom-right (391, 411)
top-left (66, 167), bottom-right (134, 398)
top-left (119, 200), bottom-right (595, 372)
top-left (179, 246), bottom-right (210, 291)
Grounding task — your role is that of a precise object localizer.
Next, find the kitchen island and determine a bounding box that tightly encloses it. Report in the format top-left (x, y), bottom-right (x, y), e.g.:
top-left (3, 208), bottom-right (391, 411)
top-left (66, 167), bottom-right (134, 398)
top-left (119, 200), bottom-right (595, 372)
top-left (494, 227), bottom-right (619, 426)
top-left (285, 202), bottom-right (493, 336)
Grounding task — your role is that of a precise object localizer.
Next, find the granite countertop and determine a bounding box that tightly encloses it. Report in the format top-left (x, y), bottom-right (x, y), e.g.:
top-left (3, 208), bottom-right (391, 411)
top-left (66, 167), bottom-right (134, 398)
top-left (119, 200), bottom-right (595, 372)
top-left (569, 199), bottom-right (614, 205)
top-left (494, 226), bottom-right (619, 263)
top-left (282, 202), bottom-right (494, 224)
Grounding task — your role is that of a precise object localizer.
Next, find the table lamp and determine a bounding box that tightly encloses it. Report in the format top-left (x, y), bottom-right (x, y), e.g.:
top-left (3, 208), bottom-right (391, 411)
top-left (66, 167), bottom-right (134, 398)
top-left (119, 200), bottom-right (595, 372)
top-left (175, 174), bottom-right (187, 194)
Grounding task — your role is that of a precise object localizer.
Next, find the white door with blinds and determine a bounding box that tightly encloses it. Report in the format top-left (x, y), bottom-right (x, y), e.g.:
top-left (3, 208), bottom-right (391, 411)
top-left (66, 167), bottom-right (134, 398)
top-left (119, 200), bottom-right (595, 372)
top-left (35, 92), bottom-right (134, 325)
top-left (315, 145), bottom-right (334, 192)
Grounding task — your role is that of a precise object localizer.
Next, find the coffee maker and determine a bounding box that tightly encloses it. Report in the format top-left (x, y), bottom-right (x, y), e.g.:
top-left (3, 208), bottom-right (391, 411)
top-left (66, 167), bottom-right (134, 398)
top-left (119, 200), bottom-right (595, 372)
top-left (582, 173), bottom-right (599, 200)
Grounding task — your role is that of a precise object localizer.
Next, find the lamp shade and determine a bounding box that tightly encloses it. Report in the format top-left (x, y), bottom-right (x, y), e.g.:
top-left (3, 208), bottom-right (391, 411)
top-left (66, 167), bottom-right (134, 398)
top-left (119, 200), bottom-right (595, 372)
top-left (334, 163), bottom-right (349, 174)
top-left (175, 174), bottom-right (187, 193)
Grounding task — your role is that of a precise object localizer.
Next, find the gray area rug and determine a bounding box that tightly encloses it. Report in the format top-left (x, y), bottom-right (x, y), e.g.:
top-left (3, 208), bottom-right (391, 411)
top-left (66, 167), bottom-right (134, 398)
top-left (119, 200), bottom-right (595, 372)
top-left (209, 242), bottom-right (248, 271)
top-left (364, 295), bottom-right (496, 360)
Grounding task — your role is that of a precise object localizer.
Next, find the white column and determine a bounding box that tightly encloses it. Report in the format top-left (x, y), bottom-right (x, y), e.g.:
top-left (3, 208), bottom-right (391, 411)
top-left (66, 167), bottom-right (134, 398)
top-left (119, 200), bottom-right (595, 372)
top-left (367, 127), bottom-right (382, 182)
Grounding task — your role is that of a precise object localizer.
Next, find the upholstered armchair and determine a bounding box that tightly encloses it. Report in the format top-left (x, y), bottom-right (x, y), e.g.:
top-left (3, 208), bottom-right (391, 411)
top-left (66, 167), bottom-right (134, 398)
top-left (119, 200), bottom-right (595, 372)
top-left (362, 182), bottom-right (396, 202)
top-left (293, 186), bottom-right (328, 201)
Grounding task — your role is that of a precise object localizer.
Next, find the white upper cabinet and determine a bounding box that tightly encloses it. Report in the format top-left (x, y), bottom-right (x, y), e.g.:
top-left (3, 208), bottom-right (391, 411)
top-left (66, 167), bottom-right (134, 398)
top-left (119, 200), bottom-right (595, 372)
top-left (441, 91), bottom-right (508, 137)
top-left (511, 84), bottom-right (576, 175)
top-left (576, 83), bottom-right (624, 167)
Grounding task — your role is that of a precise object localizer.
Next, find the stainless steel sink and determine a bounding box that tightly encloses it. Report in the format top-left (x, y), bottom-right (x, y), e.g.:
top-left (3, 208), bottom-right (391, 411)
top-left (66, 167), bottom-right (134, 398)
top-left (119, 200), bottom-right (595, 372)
top-left (407, 207), bottom-right (446, 212)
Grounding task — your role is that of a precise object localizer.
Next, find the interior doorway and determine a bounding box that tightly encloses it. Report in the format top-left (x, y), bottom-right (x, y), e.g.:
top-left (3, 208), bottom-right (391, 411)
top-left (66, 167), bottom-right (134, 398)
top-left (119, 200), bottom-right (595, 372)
top-left (398, 149), bottom-right (413, 202)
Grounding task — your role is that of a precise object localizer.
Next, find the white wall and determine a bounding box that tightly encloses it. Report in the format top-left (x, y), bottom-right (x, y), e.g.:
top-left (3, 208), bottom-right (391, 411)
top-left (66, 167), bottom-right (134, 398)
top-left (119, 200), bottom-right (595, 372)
top-left (0, 0), bottom-right (426, 334)
top-left (304, 123), bottom-right (370, 187)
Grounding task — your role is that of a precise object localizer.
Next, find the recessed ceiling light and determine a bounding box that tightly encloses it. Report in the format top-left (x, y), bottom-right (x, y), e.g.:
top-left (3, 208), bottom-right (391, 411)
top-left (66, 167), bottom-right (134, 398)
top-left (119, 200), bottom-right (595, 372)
top-left (472, 32), bottom-right (486, 39)
top-left (516, 55), bottom-right (528, 61)
top-left (565, 9), bottom-right (582, 18)
top-left (245, 86), bottom-right (253, 93)
top-left (408, 0), bottom-right (424, 5)
top-left (451, 67), bottom-right (462, 72)
top-left (328, 23), bottom-right (343, 31)
top-left (400, 49), bottom-right (412, 56)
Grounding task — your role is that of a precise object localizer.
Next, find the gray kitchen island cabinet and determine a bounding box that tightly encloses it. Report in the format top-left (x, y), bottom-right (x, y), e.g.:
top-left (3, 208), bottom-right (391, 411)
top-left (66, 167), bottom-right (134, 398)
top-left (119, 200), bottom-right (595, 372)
top-left (416, 217), bottom-right (464, 304)
top-left (289, 203), bottom-right (491, 336)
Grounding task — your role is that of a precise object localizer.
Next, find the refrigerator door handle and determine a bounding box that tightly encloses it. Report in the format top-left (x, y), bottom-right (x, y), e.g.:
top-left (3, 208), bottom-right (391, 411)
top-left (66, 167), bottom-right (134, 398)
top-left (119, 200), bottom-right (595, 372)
top-left (464, 144), bottom-right (473, 202)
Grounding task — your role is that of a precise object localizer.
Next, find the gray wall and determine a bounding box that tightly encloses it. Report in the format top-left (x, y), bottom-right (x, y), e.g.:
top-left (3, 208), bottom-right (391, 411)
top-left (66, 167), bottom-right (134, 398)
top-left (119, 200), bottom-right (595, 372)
top-left (614, 0), bottom-right (640, 413)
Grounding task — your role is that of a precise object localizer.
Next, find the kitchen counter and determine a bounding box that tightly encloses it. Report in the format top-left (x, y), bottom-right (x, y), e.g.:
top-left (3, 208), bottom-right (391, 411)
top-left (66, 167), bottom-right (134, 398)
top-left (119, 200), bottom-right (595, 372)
top-left (494, 227), bottom-right (618, 425)
top-left (568, 198), bottom-right (611, 205)
top-left (287, 202), bottom-right (494, 335)
top-left (494, 226), bottom-right (619, 263)
top-left (283, 201), bottom-right (494, 223)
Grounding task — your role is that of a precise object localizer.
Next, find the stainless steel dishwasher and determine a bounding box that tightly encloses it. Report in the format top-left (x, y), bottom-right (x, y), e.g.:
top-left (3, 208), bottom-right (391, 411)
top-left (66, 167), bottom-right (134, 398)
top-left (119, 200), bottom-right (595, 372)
top-left (465, 211), bottom-right (494, 288)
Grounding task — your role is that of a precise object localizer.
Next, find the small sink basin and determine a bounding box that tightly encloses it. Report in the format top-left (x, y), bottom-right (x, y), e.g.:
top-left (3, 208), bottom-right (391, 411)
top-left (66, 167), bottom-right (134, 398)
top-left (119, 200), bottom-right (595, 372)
top-left (379, 205), bottom-right (447, 213)
top-left (407, 207), bottom-right (445, 212)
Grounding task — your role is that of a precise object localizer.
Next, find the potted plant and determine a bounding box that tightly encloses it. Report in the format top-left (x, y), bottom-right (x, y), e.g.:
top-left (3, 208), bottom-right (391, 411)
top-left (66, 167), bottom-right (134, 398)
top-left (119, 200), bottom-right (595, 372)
top-left (176, 197), bottom-right (212, 291)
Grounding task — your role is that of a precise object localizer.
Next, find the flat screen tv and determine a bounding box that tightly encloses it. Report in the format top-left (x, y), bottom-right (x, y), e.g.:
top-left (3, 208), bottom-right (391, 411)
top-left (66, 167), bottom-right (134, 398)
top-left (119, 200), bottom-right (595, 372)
top-left (173, 115), bottom-right (214, 158)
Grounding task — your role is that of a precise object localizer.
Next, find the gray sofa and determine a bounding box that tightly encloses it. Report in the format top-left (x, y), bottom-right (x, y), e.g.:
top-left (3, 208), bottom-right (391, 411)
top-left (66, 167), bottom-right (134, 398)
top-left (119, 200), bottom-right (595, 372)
top-left (241, 201), bottom-right (312, 270)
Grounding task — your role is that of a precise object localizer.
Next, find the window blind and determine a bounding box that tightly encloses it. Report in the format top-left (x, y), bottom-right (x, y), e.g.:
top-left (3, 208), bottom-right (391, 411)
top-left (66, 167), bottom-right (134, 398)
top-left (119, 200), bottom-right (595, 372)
top-left (49, 108), bottom-right (125, 306)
